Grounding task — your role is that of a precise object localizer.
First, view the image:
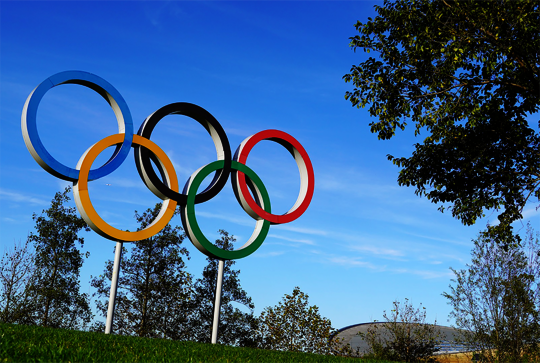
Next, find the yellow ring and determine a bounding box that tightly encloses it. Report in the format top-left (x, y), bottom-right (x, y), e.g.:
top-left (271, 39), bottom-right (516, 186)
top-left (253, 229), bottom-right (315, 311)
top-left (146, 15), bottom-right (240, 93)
top-left (73, 134), bottom-right (178, 242)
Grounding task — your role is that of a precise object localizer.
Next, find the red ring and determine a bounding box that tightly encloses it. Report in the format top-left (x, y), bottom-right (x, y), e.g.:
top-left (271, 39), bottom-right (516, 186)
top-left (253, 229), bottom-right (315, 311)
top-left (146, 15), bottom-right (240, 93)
top-left (233, 129), bottom-right (314, 224)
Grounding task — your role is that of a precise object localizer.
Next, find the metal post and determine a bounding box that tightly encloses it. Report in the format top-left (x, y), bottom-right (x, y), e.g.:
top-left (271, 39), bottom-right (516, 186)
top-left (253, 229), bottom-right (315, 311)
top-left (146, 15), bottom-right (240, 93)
top-left (105, 241), bottom-right (123, 334)
top-left (211, 259), bottom-right (225, 344)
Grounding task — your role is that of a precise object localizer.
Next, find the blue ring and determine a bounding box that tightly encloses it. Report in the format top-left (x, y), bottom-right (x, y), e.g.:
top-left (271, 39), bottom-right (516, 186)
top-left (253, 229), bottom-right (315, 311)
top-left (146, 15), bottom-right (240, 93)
top-left (21, 71), bottom-right (134, 181)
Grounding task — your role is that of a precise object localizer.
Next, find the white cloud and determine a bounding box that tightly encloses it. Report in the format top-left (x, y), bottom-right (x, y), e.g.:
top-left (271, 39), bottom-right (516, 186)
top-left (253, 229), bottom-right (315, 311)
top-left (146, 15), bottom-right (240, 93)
top-left (397, 229), bottom-right (471, 247)
top-left (57, 180), bottom-right (72, 192)
top-left (196, 211), bottom-right (253, 227)
top-left (267, 233), bottom-right (315, 245)
top-left (316, 170), bottom-right (411, 204)
top-left (273, 224), bottom-right (328, 236)
top-left (521, 206), bottom-right (540, 220)
top-left (348, 244), bottom-right (404, 257)
top-left (253, 250), bottom-right (285, 258)
top-left (0, 189), bottom-right (49, 206)
top-left (327, 254), bottom-right (453, 279)
top-left (391, 268), bottom-right (454, 279)
top-left (326, 255), bottom-right (382, 270)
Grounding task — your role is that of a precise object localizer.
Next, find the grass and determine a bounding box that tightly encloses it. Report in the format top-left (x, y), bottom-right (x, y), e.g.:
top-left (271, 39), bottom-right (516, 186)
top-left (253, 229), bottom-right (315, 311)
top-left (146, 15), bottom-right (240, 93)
top-left (0, 323), bottom-right (399, 363)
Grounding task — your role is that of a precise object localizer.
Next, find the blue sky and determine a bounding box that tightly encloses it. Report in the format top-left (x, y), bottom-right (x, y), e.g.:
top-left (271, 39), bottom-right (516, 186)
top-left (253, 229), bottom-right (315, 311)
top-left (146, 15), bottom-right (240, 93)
top-left (1, 1), bottom-right (538, 331)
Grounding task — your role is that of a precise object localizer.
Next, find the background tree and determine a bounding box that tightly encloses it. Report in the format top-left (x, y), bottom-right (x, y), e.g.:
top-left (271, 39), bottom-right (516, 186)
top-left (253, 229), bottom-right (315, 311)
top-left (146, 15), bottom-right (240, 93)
top-left (360, 299), bottom-right (440, 362)
top-left (256, 286), bottom-right (339, 355)
top-left (23, 187), bottom-right (92, 329)
top-left (91, 204), bottom-right (192, 339)
top-left (443, 225), bottom-right (540, 362)
top-left (344, 0), bottom-right (540, 245)
top-left (187, 230), bottom-right (258, 347)
top-left (0, 239), bottom-right (36, 324)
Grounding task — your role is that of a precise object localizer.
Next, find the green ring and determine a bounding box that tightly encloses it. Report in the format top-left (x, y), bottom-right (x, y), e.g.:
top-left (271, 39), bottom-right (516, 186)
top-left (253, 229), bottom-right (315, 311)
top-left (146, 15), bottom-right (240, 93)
top-left (182, 160), bottom-right (271, 260)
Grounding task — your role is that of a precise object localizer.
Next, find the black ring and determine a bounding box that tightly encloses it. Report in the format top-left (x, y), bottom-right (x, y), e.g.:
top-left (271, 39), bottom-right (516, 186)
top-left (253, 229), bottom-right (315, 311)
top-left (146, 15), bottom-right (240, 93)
top-left (135, 102), bottom-right (231, 205)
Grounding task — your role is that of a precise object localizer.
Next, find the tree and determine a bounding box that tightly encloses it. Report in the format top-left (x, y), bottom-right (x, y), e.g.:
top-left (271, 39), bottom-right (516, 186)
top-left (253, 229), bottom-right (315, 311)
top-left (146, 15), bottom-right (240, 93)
top-left (0, 239), bottom-right (36, 323)
top-left (21, 187), bottom-right (93, 329)
top-left (344, 0), bottom-right (540, 245)
top-left (187, 230), bottom-right (258, 347)
top-left (257, 286), bottom-right (339, 355)
top-left (91, 204), bottom-right (192, 339)
top-left (443, 225), bottom-right (540, 362)
top-left (360, 299), bottom-right (441, 362)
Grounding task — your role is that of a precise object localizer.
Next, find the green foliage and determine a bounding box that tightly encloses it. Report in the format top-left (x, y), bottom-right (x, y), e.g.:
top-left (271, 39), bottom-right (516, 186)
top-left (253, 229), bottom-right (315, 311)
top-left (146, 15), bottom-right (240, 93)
top-left (257, 286), bottom-right (339, 355)
top-left (361, 299), bottom-right (440, 362)
top-left (0, 322), bottom-right (383, 363)
top-left (344, 0), bottom-right (540, 245)
top-left (91, 204), bottom-right (192, 339)
top-left (187, 230), bottom-right (258, 347)
top-left (443, 225), bottom-right (540, 362)
top-left (23, 187), bottom-right (92, 329)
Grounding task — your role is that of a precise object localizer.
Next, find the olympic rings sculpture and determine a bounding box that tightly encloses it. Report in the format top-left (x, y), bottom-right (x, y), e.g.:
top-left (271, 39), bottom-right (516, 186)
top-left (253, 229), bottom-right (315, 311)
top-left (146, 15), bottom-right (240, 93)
top-left (21, 71), bottom-right (314, 260)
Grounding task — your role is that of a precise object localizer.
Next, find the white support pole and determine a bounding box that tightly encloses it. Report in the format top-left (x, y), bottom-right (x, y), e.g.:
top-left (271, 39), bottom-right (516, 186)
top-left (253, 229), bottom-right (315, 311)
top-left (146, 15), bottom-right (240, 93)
top-left (211, 259), bottom-right (225, 344)
top-left (105, 241), bottom-right (123, 334)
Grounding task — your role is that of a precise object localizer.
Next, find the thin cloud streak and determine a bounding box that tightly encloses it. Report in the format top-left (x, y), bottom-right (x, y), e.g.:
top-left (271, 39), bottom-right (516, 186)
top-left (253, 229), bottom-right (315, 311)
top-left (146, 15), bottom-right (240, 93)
top-left (329, 227), bottom-right (469, 264)
top-left (348, 244), bottom-right (404, 257)
top-left (196, 211), bottom-right (253, 227)
top-left (327, 255), bottom-right (382, 270)
top-left (267, 233), bottom-right (315, 245)
top-left (253, 250), bottom-right (286, 258)
top-left (0, 189), bottom-right (49, 206)
top-left (397, 229), bottom-right (472, 247)
top-left (521, 206), bottom-right (540, 220)
top-left (326, 254), bottom-right (453, 279)
top-left (392, 268), bottom-right (454, 279)
top-left (273, 224), bottom-right (328, 236)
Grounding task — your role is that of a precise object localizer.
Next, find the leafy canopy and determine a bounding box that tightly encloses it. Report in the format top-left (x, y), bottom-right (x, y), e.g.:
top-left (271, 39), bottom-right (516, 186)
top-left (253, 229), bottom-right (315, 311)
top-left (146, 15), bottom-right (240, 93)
top-left (91, 204), bottom-right (192, 339)
top-left (443, 225), bottom-right (540, 362)
top-left (257, 286), bottom-right (338, 355)
top-left (187, 230), bottom-right (258, 347)
top-left (360, 299), bottom-right (440, 362)
top-left (24, 187), bottom-right (91, 329)
top-left (344, 0), bottom-right (540, 244)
